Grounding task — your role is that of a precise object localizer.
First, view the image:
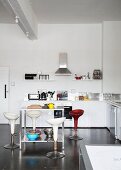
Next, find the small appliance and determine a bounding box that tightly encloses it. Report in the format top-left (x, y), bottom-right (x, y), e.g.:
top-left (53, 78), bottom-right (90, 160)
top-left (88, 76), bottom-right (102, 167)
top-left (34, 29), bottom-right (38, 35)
top-left (40, 92), bottom-right (47, 100)
top-left (28, 94), bottom-right (40, 100)
top-left (54, 106), bottom-right (72, 119)
top-left (57, 91), bottom-right (68, 100)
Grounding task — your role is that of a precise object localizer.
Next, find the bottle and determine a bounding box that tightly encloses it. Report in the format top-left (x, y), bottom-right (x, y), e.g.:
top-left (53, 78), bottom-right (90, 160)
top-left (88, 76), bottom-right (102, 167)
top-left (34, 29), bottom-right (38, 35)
top-left (100, 93), bottom-right (103, 101)
top-left (75, 74), bottom-right (77, 80)
top-left (87, 72), bottom-right (90, 79)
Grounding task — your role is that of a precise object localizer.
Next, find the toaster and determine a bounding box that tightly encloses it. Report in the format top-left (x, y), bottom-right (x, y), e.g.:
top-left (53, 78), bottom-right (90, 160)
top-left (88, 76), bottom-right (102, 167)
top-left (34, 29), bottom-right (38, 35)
top-left (28, 94), bottom-right (40, 100)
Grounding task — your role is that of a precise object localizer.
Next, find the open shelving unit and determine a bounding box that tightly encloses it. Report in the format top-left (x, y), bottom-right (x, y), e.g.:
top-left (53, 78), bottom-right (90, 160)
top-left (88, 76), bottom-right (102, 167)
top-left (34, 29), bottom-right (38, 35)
top-left (19, 108), bottom-right (64, 150)
top-left (21, 130), bottom-right (62, 143)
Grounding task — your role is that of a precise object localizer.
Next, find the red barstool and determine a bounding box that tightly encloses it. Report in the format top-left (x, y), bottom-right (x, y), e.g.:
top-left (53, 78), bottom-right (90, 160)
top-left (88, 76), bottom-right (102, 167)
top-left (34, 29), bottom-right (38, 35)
top-left (69, 109), bottom-right (84, 140)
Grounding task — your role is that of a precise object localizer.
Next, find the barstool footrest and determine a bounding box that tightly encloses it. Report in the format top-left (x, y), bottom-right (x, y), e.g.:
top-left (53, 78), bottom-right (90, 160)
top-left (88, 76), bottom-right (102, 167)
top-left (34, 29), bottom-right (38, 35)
top-left (46, 151), bottom-right (65, 159)
top-left (4, 143), bottom-right (19, 149)
top-left (69, 135), bottom-right (83, 140)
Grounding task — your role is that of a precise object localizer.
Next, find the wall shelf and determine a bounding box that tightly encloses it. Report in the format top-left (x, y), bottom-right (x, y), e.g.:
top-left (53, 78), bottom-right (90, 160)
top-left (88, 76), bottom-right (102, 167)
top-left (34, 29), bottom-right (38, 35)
top-left (24, 73), bottom-right (55, 81)
top-left (24, 79), bottom-right (55, 82)
top-left (73, 79), bottom-right (102, 81)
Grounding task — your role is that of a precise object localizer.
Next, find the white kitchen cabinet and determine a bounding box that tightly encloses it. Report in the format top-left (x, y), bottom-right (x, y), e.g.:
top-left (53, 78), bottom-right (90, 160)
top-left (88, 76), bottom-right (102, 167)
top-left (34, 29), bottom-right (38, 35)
top-left (106, 103), bottom-right (112, 130)
top-left (109, 105), bottom-right (117, 138)
top-left (103, 21), bottom-right (121, 93)
top-left (116, 107), bottom-right (121, 140)
top-left (21, 100), bottom-right (107, 127)
top-left (106, 102), bottom-right (120, 139)
top-left (72, 101), bottom-right (107, 127)
top-left (89, 102), bottom-right (107, 127)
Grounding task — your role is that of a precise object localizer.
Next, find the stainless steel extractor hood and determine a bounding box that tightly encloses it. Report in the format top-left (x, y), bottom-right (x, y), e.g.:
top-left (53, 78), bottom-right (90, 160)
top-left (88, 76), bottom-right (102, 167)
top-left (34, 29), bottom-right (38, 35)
top-left (55, 53), bottom-right (72, 76)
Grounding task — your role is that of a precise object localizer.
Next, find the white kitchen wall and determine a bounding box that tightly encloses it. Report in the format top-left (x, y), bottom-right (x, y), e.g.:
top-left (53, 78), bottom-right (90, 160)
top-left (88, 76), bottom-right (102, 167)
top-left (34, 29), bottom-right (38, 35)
top-left (0, 23), bottom-right (102, 113)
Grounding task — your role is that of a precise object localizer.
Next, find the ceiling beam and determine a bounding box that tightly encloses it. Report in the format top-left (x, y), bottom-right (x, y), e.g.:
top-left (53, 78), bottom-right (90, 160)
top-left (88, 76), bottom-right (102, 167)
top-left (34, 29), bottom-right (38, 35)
top-left (1, 0), bottom-right (38, 40)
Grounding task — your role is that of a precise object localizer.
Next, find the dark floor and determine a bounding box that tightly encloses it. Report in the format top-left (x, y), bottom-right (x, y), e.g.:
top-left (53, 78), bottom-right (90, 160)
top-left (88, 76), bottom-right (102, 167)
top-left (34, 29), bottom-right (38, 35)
top-left (0, 125), bottom-right (120, 170)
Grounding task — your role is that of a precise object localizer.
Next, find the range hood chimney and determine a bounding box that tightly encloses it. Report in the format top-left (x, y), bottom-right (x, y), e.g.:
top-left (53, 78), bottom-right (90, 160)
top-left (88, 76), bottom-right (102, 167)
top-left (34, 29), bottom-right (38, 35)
top-left (55, 53), bottom-right (72, 76)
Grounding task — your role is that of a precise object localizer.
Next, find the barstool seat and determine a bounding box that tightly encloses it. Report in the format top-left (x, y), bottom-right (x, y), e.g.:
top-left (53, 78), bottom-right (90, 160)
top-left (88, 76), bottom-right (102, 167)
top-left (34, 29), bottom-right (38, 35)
top-left (26, 110), bottom-right (42, 130)
top-left (69, 109), bottom-right (84, 140)
top-left (46, 117), bottom-right (66, 159)
top-left (4, 112), bottom-right (20, 149)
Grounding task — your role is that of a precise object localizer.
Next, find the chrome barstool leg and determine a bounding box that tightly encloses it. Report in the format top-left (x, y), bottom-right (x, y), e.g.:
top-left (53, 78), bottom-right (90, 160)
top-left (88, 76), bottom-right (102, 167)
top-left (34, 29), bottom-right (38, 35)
top-left (4, 134), bottom-right (19, 149)
top-left (69, 129), bottom-right (83, 140)
top-left (3, 112), bottom-right (20, 149)
top-left (46, 118), bottom-right (66, 159)
top-left (46, 140), bottom-right (65, 159)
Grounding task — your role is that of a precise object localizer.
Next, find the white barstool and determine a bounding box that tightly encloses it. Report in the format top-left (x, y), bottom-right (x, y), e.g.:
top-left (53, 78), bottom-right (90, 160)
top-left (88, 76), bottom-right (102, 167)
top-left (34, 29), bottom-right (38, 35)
top-left (4, 112), bottom-right (20, 149)
top-left (26, 110), bottom-right (42, 130)
top-left (46, 117), bottom-right (66, 159)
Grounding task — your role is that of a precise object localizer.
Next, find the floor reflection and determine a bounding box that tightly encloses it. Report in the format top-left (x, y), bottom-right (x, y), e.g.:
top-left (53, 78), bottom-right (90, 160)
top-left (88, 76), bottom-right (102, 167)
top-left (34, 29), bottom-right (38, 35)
top-left (0, 126), bottom-right (119, 170)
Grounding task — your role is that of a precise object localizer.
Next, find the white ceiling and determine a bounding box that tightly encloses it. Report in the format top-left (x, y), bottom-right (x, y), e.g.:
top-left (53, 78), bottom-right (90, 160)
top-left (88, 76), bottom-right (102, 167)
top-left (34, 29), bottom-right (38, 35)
top-left (0, 0), bottom-right (14, 23)
top-left (0, 0), bottom-right (121, 24)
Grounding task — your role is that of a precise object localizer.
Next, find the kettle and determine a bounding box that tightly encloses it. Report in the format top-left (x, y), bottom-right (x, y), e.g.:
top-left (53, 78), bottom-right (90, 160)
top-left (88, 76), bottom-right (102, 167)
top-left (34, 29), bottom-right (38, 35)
top-left (48, 103), bottom-right (54, 109)
top-left (41, 92), bottom-right (47, 100)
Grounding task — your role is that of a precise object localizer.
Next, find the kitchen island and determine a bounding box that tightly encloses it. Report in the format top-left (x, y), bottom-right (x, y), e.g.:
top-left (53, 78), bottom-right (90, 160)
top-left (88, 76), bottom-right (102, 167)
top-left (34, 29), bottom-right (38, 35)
top-left (20, 99), bottom-right (121, 140)
top-left (21, 100), bottom-right (107, 127)
top-left (19, 107), bottom-right (65, 150)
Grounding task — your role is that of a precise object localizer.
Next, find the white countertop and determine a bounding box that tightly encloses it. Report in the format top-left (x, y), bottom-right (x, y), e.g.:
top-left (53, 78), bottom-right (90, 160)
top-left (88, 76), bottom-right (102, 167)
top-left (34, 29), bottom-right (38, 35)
top-left (86, 145), bottom-right (121, 170)
top-left (106, 100), bottom-right (121, 108)
top-left (20, 106), bottom-right (64, 111)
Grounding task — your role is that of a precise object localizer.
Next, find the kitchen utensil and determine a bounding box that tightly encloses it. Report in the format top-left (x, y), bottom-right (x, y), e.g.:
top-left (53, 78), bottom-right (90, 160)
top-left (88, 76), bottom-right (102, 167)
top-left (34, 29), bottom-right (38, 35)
top-left (48, 103), bottom-right (54, 109)
top-left (48, 91), bottom-right (55, 98)
top-left (44, 128), bottom-right (53, 139)
top-left (43, 104), bottom-right (49, 109)
top-left (26, 133), bottom-right (39, 141)
top-left (40, 92), bottom-right (47, 100)
top-left (27, 104), bottom-right (42, 109)
top-left (29, 129), bottom-right (41, 135)
top-left (56, 91), bottom-right (68, 100)
top-left (93, 70), bottom-right (102, 79)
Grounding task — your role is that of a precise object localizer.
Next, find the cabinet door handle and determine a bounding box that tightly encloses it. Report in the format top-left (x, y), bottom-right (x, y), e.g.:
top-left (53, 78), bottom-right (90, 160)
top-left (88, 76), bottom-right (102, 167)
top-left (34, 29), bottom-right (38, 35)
top-left (4, 84), bottom-right (7, 98)
top-left (64, 106), bottom-right (71, 108)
